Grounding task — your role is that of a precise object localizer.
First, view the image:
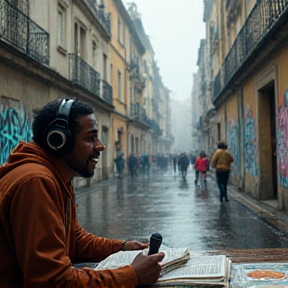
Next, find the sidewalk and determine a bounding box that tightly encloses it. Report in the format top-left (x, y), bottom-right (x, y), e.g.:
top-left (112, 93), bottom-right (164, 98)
top-left (208, 172), bottom-right (288, 234)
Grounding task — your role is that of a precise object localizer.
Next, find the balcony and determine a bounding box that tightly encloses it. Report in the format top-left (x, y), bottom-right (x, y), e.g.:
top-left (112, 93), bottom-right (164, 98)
top-left (0, 0), bottom-right (49, 65)
top-left (69, 54), bottom-right (100, 97)
top-left (213, 0), bottom-right (288, 102)
top-left (149, 119), bottom-right (162, 136)
top-left (130, 102), bottom-right (151, 124)
top-left (100, 79), bottom-right (113, 105)
top-left (85, 0), bottom-right (111, 33)
top-left (129, 62), bottom-right (146, 92)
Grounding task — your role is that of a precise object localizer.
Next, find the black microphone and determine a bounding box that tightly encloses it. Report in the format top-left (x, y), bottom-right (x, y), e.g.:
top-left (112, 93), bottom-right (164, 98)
top-left (148, 233), bottom-right (162, 255)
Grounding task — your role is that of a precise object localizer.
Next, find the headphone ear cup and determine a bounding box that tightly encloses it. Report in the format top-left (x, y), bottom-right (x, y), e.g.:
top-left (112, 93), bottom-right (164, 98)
top-left (43, 99), bottom-right (74, 156)
top-left (44, 125), bottom-right (73, 156)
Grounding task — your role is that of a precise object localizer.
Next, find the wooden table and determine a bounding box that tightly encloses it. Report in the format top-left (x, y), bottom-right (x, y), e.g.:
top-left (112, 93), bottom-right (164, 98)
top-left (205, 247), bottom-right (288, 263)
top-left (156, 248), bottom-right (288, 288)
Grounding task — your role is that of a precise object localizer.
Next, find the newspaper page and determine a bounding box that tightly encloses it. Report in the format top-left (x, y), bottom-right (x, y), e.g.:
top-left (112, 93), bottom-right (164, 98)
top-left (95, 250), bottom-right (141, 270)
top-left (95, 247), bottom-right (190, 271)
top-left (158, 255), bottom-right (229, 283)
top-left (231, 262), bottom-right (288, 288)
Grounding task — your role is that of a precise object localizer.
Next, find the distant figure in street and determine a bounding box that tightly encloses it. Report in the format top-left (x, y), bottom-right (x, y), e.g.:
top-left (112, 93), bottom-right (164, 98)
top-left (172, 154), bottom-right (177, 173)
top-left (141, 152), bottom-right (149, 175)
top-left (194, 151), bottom-right (209, 187)
top-left (114, 152), bottom-right (125, 178)
top-left (190, 154), bottom-right (196, 167)
top-left (178, 152), bottom-right (190, 178)
top-left (211, 142), bottom-right (234, 202)
top-left (128, 152), bottom-right (138, 177)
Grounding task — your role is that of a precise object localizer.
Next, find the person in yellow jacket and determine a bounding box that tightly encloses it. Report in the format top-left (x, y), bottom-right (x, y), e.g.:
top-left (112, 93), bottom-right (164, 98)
top-left (211, 142), bottom-right (234, 202)
top-left (0, 98), bottom-right (164, 288)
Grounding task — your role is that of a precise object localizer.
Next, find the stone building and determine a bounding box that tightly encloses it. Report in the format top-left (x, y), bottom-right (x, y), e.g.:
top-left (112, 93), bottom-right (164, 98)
top-left (0, 0), bottom-right (172, 186)
top-left (199, 0), bottom-right (288, 212)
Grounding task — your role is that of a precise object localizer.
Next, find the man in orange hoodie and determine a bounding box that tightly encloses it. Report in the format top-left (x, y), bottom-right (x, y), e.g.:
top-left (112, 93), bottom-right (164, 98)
top-left (0, 98), bottom-right (164, 288)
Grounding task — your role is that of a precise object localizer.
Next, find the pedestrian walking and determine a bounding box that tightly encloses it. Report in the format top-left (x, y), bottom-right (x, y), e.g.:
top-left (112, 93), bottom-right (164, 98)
top-left (178, 152), bottom-right (190, 178)
top-left (0, 98), bottom-right (164, 287)
top-left (141, 152), bottom-right (149, 175)
top-left (172, 154), bottom-right (177, 173)
top-left (211, 141), bottom-right (234, 202)
top-left (114, 152), bottom-right (125, 178)
top-left (128, 152), bottom-right (138, 177)
top-left (194, 151), bottom-right (209, 188)
top-left (190, 154), bottom-right (196, 167)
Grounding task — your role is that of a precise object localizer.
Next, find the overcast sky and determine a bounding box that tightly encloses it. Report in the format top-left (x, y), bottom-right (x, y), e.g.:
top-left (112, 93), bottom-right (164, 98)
top-left (124, 0), bottom-right (206, 101)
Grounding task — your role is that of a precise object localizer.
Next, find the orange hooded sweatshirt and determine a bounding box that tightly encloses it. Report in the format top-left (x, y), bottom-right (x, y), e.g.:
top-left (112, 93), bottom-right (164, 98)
top-left (0, 141), bottom-right (137, 288)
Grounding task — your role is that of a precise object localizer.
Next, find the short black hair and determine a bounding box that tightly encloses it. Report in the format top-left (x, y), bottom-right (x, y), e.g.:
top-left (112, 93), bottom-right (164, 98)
top-left (217, 142), bottom-right (228, 149)
top-left (32, 98), bottom-right (93, 149)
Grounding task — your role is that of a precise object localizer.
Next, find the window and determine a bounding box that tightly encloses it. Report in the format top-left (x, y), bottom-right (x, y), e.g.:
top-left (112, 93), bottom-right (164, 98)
top-left (123, 25), bottom-right (126, 45)
top-left (103, 54), bottom-right (107, 81)
top-left (57, 4), bottom-right (66, 49)
top-left (92, 41), bottom-right (97, 68)
top-left (117, 70), bottom-right (122, 101)
top-left (74, 22), bottom-right (87, 60)
top-left (110, 64), bottom-right (113, 83)
top-left (117, 18), bottom-right (121, 42)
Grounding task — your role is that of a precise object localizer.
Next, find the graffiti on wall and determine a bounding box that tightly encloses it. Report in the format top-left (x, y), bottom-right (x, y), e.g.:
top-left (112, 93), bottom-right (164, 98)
top-left (226, 118), bottom-right (239, 177)
top-left (244, 106), bottom-right (258, 176)
top-left (277, 90), bottom-right (288, 187)
top-left (0, 97), bottom-right (33, 165)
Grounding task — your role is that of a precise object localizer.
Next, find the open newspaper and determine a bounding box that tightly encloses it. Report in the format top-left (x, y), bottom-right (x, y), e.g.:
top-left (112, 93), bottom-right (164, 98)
top-left (94, 247), bottom-right (231, 286)
top-left (157, 254), bottom-right (231, 286)
top-left (95, 247), bottom-right (190, 276)
top-left (230, 262), bottom-right (288, 288)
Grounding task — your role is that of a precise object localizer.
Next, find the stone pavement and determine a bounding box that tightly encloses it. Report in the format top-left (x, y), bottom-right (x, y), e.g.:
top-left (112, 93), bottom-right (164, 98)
top-left (74, 166), bottom-right (288, 250)
top-left (210, 172), bottom-right (288, 234)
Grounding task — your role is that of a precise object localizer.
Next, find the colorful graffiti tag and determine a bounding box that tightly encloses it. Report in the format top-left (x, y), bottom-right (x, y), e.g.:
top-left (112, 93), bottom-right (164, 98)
top-left (0, 97), bottom-right (33, 165)
top-left (226, 118), bottom-right (239, 177)
top-left (277, 92), bottom-right (288, 187)
top-left (244, 106), bottom-right (258, 176)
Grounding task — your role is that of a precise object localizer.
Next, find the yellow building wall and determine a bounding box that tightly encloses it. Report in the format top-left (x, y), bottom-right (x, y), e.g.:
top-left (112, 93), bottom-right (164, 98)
top-left (242, 77), bottom-right (257, 196)
top-left (275, 41), bottom-right (288, 210)
top-left (106, 0), bottom-right (129, 165)
top-left (225, 93), bottom-right (239, 184)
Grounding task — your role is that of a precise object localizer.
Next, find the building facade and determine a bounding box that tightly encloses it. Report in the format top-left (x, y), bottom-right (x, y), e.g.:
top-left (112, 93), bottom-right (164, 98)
top-left (199, 0), bottom-right (288, 212)
top-left (0, 0), bottom-right (173, 186)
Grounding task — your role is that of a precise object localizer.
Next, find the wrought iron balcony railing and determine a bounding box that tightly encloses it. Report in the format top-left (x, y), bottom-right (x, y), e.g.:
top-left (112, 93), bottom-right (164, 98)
top-left (98, 5), bottom-right (111, 33)
top-left (100, 79), bottom-right (113, 105)
top-left (85, 0), bottom-right (111, 33)
top-left (149, 119), bottom-right (162, 136)
top-left (130, 102), bottom-right (140, 119)
top-left (0, 0), bottom-right (49, 65)
top-left (69, 54), bottom-right (100, 97)
top-left (213, 0), bottom-right (288, 101)
top-left (130, 102), bottom-right (150, 125)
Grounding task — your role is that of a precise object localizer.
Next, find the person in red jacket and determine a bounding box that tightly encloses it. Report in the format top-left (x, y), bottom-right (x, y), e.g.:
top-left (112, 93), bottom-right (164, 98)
top-left (194, 151), bottom-right (209, 186)
top-left (0, 98), bottom-right (164, 288)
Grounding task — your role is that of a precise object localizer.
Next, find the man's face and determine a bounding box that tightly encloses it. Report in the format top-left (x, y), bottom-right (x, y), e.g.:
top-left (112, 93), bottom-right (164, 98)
top-left (62, 114), bottom-right (105, 178)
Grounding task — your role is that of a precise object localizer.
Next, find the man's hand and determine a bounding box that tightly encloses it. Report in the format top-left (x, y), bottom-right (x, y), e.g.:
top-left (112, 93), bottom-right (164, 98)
top-left (131, 252), bottom-right (165, 285)
top-left (123, 241), bottom-right (149, 251)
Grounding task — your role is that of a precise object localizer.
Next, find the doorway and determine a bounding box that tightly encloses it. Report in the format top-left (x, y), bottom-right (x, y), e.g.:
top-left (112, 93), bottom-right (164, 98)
top-left (258, 82), bottom-right (277, 200)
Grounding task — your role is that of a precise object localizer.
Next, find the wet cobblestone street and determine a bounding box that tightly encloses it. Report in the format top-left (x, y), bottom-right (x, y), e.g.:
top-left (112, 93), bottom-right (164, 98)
top-left (75, 166), bottom-right (288, 251)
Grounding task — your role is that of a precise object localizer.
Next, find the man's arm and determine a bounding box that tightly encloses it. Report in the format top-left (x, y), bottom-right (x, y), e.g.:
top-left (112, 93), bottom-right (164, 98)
top-left (12, 176), bottom-right (160, 288)
top-left (72, 222), bottom-right (148, 262)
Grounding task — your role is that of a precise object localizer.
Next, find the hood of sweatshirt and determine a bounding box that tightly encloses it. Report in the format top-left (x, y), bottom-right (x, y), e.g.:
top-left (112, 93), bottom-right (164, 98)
top-left (0, 141), bottom-right (64, 183)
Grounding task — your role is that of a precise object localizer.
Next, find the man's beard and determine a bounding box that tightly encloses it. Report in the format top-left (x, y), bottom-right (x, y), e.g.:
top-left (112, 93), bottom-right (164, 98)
top-left (68, 159), bottom-right (95, 178)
